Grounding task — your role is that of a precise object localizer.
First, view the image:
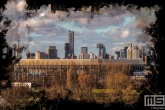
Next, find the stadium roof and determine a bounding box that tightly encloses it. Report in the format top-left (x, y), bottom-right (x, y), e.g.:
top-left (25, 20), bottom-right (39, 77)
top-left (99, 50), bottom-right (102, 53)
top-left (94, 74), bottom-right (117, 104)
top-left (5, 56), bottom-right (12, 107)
top-left (16, 59), bottom-right (146, 65)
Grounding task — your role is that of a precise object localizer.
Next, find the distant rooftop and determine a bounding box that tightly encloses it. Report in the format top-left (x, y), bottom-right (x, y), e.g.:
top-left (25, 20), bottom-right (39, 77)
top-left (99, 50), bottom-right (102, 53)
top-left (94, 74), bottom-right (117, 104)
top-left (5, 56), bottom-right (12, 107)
top-left (17, 59), bottom-right (146, 65)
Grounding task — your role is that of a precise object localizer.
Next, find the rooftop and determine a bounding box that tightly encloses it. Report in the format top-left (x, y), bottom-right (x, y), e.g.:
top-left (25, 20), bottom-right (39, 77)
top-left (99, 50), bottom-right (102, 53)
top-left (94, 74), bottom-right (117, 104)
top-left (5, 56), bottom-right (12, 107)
top-left (17, 59), bottom-right (146, 65)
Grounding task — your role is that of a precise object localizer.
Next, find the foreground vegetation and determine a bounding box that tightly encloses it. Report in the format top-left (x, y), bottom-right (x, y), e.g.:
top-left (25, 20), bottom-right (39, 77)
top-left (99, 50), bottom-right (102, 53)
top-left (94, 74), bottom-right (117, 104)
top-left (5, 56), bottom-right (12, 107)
top-left (0, 63), bottom-right (144, 110)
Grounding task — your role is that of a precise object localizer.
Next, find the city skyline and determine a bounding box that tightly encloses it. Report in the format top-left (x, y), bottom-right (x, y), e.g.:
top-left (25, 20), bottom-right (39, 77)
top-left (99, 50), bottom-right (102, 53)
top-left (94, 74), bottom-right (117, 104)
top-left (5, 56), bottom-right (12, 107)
top-left (21, 28), bottom-right (148, 58)
top-left (25, 39), bottom-right (145, 59)
top-left (23, 28), bottom-right (151, 59)
top-left (2, 0), bottom-right (159, 58)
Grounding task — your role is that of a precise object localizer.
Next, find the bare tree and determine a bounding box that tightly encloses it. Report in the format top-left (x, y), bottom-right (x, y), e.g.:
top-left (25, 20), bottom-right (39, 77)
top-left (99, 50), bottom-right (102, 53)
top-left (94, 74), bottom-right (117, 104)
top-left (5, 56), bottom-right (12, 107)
top-left (104, 63), bottom-right (139, 105)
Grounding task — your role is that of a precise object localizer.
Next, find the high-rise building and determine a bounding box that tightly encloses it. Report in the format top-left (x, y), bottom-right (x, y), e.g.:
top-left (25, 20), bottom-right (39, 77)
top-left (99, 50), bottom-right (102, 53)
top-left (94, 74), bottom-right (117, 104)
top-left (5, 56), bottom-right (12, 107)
top-left (135, 50), bottom-right (140, 59)
top-left (89, 52), bottom-right (94, 59)
top-left (101, 50), bottom-right (104, 59)
top-left (84, 54), bottom-right (89, 59)
top-left (124, 46), bottom-right (128, 58)
top-left (132, 45), bottom-right (139, 59)
top-left (102, 46), bottom-right (106, 59)
top-left (79, 52), bottom-right (84, 59)
top-left (68, 30), bottom-right (74, 55)
top-left (132, 46), bottom-right (135, 59)
top-left (45, 53), bottom-right (49, 59)
top-left (105, 53), bottom-right (109, 59)
top-left (47, 46), bottom-right (58, 59)
top-left (114, 51), bottom-right (120, 59)
top-left (97, 45), bottom-right (106, 59)
top-left (120, 49), bottom-right (125, 59)
top-left (127, 47), bottom-right (132, 59)
top-left (97, 43), bottom-right (103, 57)
top-left (35, 51), bottom-right (45, 59)
top-left (79, 52), bottom-right (89, 59)
top-left (125, 43), bottom-right (132, 48)
top-left (124, 43), bottom-right (132, 58)
top-left (64, 43), bottom-right (70, 58)
top-left (81, 47), bottom-right (88, 54)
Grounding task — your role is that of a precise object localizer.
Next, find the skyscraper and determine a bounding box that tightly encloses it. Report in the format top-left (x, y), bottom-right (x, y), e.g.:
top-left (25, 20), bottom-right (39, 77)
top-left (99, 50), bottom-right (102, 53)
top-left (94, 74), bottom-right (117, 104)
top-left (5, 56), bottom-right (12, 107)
top-left (97, 45), bottom-right (106, 59)
top-left (124, 43), bottom-right (132, 58)
top-left (68, 30), bottom-right (74, 55)
top-left (136, 49), bottom-right (140, 59)
top-left (47, 46), bottom-right (58, 59)
top-left (105, 53), bottom-right (109, 59)
top-left (114, 51), bottom-right (120, 59)
top-left (120, 49), bottom-right (125, 59)
top-left (132, 45), bottom-right (139, 59)
top-left (132, 46), bottom-right (135, 59)
top-left (64, 43), bottom-right (70, 58)
top-left (124, 46), bottom-right (128, 58)
top-left (45, 53), bottom-right (49, 59)
top-left (101, 50), bottom-right (104, 59)
top-left (97, 43), bottom-right (103, 57)
top-left (81, 47), bottom-right (88, 54)
top-left (102, 46), bottom-right (106, 59)
top-left (127, 47), bottom-right (132, 59)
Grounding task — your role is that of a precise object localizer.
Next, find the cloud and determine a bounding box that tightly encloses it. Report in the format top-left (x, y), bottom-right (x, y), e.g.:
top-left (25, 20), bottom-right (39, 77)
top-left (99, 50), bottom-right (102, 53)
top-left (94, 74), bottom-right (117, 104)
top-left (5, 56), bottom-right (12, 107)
top-left (3, 0), bottom-right (27, 21)
top-left (112, 46), bottom-right (123, 51)
top-left (5, 27), bottom-right (19, 39)
top-left (95, 26), bottom-right (119, 34)
top-left (113, 43), bottom-right (124, 45)
top-left (16, 0), bottom-right (27, 12)
top-left (121, 29), bottom-right (130, 38)
top-left (1, 1), bottom-right (160, 58)
top-left (136, 33), bottom-right (152, 43)
top-left (28, 41), bottom-right (36, 46)
top-left (135, 18), bottom-right (148, 29)
top-left (56, 20), bottom-right (87, 33)
top-left (108, 29), bottom-right (120, 40)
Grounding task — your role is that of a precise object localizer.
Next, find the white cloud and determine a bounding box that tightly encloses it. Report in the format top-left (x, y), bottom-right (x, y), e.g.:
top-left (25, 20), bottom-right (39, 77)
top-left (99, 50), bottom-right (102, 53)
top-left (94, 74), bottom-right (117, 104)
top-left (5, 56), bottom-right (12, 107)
top-left (121, 29), bottom-right (130, 38)
top-left (16, 0), bottom-right (27, 12)
top-left (1, 1), bottom-right (160, 58)
top-left (112, 46), bottom-right (123, 51)
top-left (29, 41), bottom-right (36, 46)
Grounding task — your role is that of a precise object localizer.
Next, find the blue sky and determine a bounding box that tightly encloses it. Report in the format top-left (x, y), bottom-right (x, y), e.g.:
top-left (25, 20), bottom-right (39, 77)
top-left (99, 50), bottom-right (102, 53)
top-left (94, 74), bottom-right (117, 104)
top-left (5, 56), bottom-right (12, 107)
top-left (1, 0), bottom-right (160, 58)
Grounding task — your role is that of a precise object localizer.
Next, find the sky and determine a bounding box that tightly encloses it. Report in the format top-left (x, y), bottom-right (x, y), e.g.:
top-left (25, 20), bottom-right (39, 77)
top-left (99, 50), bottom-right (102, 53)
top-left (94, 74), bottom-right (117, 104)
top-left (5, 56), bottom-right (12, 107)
top-left (0, 0), bottom-right (160, 58)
